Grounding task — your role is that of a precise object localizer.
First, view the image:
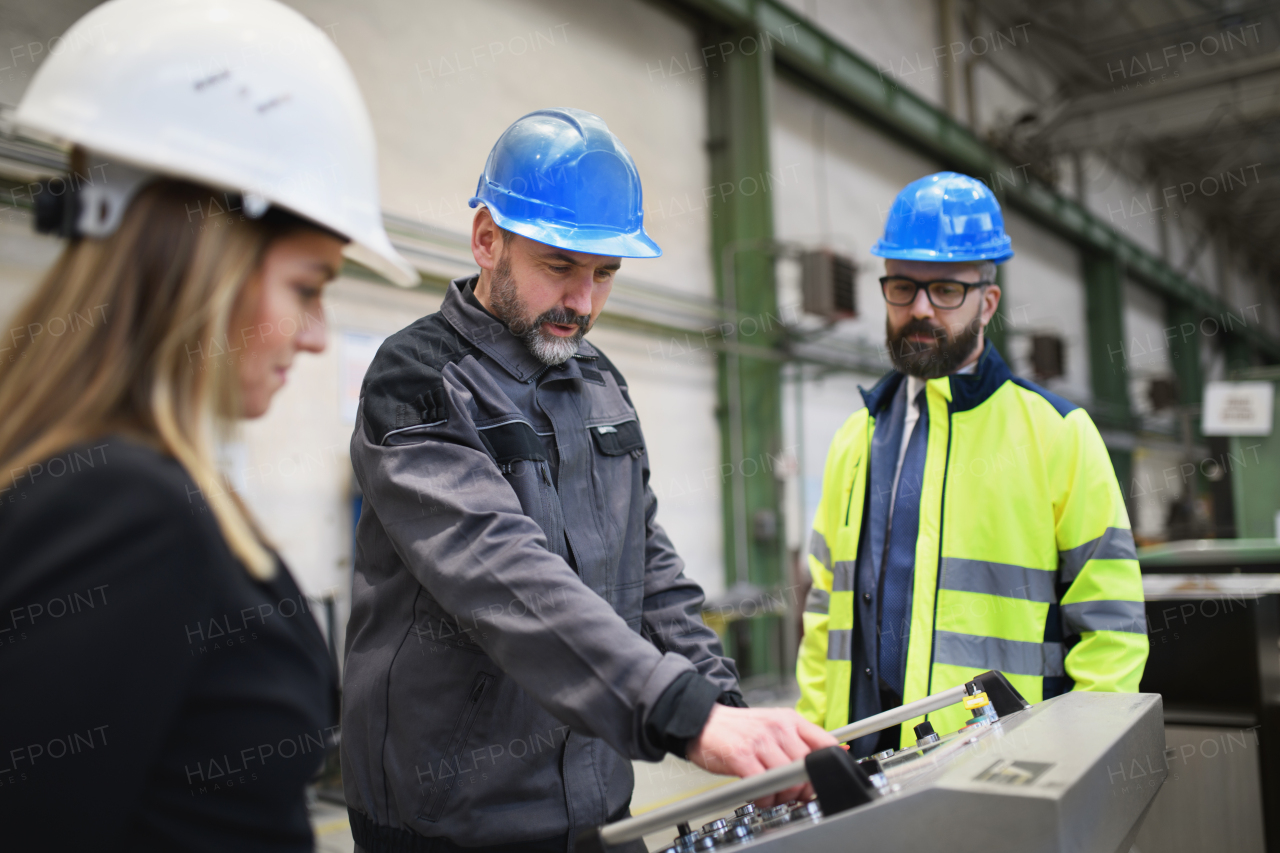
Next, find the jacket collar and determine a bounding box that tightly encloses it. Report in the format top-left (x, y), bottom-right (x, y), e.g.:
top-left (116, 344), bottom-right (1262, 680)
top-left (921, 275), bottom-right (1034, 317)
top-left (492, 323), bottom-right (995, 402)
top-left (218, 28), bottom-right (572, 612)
top-left (440, 275), bottom-right (600, 383)
top-left (859, 340), bottom-right (1012, 417)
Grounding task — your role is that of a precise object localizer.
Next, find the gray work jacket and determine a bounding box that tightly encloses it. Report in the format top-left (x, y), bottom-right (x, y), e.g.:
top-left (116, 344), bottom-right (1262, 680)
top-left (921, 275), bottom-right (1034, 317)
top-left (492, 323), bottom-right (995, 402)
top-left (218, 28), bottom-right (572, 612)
top-left (342, 278), bottom-right (741, 848)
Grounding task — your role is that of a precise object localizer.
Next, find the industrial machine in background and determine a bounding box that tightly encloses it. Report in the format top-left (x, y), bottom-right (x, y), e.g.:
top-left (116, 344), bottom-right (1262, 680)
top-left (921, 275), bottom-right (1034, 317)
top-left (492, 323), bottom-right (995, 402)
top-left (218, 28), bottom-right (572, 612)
top-left (1137, 541), bottom-right (1280, 853)
top-left (579, 672), bottom-right (1165, 853)
top-left (1121, 367), bottom-right (1280, 853)
top-left (1213, 368), bottom-right (1280, 541)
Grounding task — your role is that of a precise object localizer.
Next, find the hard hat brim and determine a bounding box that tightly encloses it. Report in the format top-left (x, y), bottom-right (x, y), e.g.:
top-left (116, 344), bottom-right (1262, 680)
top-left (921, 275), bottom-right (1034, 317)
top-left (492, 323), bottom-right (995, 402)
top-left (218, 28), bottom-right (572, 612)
top-left (871, 243), bottom-right (1014, 265)
top-left (473, 199), bottom-right (662, 259)
top-left (345, 239), bottom-right (420, 287)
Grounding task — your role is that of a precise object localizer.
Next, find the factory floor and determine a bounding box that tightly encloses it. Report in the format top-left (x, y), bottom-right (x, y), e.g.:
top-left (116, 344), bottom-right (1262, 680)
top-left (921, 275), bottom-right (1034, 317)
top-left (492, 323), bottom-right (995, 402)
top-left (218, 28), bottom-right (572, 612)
top-left (309, 681), bottom-right (798, 852)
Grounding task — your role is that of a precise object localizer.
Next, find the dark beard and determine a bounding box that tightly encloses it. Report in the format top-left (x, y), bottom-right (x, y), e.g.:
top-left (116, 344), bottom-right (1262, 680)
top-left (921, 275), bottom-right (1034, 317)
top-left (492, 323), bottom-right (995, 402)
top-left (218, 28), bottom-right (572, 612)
top-left (886, 314), bottom-right (982, 379)
top-left (487, 249), bottom-right (591, 365)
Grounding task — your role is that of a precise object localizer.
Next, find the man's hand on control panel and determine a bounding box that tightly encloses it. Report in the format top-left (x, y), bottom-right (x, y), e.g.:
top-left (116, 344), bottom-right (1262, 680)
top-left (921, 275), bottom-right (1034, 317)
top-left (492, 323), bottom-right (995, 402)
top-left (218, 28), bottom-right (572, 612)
top-left (686, 705), bottom-right (838, 806)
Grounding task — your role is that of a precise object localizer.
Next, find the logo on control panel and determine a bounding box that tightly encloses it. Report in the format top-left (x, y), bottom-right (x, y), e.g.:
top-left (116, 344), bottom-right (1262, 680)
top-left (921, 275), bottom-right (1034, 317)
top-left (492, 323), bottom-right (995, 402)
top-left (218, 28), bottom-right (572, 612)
top-left (973, 759), bottom-right (1054, 786)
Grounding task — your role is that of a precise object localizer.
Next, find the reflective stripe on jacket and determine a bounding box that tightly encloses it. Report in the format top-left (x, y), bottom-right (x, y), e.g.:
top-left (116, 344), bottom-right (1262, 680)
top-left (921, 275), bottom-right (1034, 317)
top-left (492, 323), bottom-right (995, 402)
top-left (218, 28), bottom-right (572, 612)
top-left (796, 342), bottom-right (1146, 743)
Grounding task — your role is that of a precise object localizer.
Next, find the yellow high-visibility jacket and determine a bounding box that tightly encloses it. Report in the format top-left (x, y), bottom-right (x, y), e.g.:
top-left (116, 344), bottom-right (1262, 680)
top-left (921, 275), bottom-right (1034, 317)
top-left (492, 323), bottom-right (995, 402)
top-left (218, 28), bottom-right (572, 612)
top-left (796, 343), bottom-right (1147, 742)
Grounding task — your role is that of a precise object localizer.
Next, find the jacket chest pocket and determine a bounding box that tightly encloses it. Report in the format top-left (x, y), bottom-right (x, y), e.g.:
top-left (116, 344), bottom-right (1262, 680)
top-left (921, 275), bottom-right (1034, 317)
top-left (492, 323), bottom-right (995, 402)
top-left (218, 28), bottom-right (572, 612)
top-left (589, 420), bottom-right (644, 458)
top-left (477, 420), bottom-right (568, 561)
top-left (586, 419), bottom-right (646, 611)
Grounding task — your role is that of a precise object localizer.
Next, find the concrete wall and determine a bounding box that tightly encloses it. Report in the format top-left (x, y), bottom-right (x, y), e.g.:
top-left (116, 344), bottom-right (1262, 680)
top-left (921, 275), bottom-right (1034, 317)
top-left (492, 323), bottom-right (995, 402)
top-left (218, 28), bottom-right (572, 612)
top-left (292, 0), bottom-right (713, 301)
top-left (768, 71), bottom-right (1097, 542)
top-left (770, 74), bottom-right (938, 357)
top-left (777, 0), bottom-right (945, 109)
top-left (2, 0), bottom-right (1276, 639)
top-left (284, 0), bottom-right (727, 605)
top-left (1085, 158), bottom-right (1164, 259)
top-left (0, 0), bottom-right (727, 642)
top-left (770, 72), bottom-right (935, 546)
top-left (1000, 210), bottom-right (1091, 404)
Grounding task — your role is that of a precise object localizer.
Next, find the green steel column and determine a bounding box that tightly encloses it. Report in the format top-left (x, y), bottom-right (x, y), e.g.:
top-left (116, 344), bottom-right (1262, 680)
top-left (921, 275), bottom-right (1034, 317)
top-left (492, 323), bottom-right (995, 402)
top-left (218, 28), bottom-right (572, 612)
top-left (1224, 335), bottom-right (1254, 375)
top-left (1167, 300), bottom-right (1203, 419)
top-left (707, 25), bottom-right (785, 679)
top-left (1082, 251), bottom-right (1133, 504)
top-left (1167, 299), bottom-right (1204, 536)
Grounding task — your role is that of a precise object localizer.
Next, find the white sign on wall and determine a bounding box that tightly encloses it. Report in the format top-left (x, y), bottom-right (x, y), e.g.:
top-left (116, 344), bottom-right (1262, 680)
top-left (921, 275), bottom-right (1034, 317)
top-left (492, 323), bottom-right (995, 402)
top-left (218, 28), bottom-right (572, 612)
top-left (1201, 381), bottom-right (1275, 436)
top-left (340, 330), bottom-right (388, 424)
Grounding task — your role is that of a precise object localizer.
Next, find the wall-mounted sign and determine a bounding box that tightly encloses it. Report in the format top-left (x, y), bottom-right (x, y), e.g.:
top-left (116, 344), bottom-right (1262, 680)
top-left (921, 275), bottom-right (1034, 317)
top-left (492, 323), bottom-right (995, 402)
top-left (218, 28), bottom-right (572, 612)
top-left (1201, 380), bottom-right (1274, 436)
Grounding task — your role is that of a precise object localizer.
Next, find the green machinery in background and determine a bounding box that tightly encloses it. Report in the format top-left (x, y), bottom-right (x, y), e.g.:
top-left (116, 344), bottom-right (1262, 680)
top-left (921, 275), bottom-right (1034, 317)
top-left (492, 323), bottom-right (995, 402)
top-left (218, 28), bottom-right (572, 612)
top-left (1230, 367), bottom-right (1280, 540)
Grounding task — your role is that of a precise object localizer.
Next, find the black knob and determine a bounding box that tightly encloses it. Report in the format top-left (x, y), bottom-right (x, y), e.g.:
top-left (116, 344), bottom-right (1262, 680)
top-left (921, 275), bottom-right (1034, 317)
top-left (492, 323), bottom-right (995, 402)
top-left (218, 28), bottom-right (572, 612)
top-left (914, 720), bottom-right (941, 746)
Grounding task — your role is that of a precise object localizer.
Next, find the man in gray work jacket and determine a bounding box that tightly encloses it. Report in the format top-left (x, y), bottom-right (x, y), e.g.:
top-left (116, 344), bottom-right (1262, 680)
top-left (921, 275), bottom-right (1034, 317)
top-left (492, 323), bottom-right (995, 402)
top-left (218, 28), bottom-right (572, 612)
top-left (342, 109), bottom-right (833, 853)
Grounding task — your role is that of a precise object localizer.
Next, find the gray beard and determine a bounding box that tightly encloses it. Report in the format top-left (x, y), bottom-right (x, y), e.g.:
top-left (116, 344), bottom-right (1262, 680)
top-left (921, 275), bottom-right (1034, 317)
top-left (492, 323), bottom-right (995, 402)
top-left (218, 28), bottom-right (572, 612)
top-left (885, 314), bottom-right (982, 379)
top-left (487, 251), bottom-right (589, 366)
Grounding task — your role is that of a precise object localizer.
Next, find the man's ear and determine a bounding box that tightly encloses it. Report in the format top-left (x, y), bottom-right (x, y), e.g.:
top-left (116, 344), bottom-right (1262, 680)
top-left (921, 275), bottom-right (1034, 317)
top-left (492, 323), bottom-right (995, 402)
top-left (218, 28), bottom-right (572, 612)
top-left (981, 284), bottom-right (1002, 326)
top-left (471, 207), bottom-right (502, 272)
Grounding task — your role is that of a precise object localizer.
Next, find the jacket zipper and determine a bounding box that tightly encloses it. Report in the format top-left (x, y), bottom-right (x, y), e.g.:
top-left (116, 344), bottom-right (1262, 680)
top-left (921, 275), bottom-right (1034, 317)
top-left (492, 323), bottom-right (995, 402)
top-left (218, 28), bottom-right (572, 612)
top-left (422, 672), bottom-right (494, 821)
top-left (925, 404), bottom-right (953, 704)
top-left (845, 421), bottom-right (870, 526)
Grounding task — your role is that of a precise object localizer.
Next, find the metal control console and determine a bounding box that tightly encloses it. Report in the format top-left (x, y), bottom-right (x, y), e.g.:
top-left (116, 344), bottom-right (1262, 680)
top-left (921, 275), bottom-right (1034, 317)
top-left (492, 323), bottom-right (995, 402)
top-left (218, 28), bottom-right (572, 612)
top-left (579, 672), bottom-right (1166, 853)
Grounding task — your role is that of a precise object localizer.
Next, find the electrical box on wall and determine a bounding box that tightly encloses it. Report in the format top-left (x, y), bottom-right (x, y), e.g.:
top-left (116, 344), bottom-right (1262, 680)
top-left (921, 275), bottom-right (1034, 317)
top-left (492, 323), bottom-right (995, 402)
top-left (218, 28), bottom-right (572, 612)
top-left (1030, 333), bottom-right (1064, 381)
top-left (1148, 377), bottom-right (1180, 411)
top-left (800, 249), bottom-right (857, 320)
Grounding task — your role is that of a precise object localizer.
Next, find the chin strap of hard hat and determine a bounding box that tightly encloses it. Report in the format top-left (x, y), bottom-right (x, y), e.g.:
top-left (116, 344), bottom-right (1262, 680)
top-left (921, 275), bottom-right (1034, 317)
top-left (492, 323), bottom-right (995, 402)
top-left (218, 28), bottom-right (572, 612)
top-left (33, 151), bottom-right (270, 239)
top-left (34, 153), bottom-right (152, 239)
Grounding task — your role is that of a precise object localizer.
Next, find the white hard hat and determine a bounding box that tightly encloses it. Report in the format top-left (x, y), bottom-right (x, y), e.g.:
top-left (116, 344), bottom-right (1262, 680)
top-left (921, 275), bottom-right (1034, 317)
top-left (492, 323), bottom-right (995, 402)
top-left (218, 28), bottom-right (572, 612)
top-left (14, 0), bottom-right (417, 286)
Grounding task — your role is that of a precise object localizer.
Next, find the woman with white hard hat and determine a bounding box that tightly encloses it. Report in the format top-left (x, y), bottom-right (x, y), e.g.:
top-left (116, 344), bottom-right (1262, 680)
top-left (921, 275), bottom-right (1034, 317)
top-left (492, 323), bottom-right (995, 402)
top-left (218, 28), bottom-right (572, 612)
top-left (0, 0), bottom-right (414, 849)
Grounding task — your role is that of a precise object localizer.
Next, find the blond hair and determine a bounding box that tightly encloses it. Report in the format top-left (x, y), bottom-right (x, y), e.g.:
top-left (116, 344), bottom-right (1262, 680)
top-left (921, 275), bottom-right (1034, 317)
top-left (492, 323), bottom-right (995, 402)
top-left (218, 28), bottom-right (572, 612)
top-left (0, 177), bottom-right (307, 579)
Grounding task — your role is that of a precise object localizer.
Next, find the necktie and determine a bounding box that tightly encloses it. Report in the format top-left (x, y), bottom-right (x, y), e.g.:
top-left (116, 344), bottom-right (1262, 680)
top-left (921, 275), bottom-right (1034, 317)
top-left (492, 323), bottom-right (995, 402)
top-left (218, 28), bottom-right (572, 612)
top-left (879, 389), bottom-right (928, 698)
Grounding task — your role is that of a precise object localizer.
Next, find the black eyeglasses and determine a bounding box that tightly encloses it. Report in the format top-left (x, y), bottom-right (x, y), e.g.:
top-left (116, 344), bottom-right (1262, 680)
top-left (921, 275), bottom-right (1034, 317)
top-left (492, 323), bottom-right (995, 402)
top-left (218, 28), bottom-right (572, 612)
top-left (879, 276), bottom-right (992, 309)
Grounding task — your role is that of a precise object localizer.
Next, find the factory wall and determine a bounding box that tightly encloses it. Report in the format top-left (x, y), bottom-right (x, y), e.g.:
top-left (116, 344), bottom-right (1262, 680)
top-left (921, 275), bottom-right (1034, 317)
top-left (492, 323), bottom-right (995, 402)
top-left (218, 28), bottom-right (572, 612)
top-left (2, 0), bottom-right (1274, 661)
top-left (776, 0), bottom-right (946, 110)
top-left (274, 0), bottom-right (729, 629)
top-left (999, 211), bottom-right (1091, 404)
top-left (768, 70), bottom-right (1098, 543)
top-left (1123, 280), bottom-right (1182, 541)
top-left (770, 72), bottom-right (933, 545)
top-left (1085, 158), bottom-right (1165, 260)
top-left (770, 74), bottom-right (939, 353)
top-left (0, 0), bottom-right (728, 659)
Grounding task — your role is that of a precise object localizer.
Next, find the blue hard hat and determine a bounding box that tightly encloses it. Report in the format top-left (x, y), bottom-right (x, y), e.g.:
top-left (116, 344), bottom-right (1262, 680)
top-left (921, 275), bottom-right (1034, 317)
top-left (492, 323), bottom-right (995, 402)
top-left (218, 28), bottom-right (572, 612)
top-left (468, 108), bottom-right (661, 258)
top-left (871, 171), bottom-right (1013, 264)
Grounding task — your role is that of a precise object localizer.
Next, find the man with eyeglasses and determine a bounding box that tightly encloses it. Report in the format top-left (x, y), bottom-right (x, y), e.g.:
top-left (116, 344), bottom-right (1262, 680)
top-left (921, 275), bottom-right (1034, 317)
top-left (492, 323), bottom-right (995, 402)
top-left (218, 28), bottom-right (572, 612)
top-left (794, 172), bottom-right (1147, 757)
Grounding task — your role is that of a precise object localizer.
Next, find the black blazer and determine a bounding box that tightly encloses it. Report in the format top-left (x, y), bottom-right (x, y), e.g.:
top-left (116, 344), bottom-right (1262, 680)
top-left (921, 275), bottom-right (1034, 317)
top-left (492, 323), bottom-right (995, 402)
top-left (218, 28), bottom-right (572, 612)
top-left (0, 435), bottom-right (337, 852)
